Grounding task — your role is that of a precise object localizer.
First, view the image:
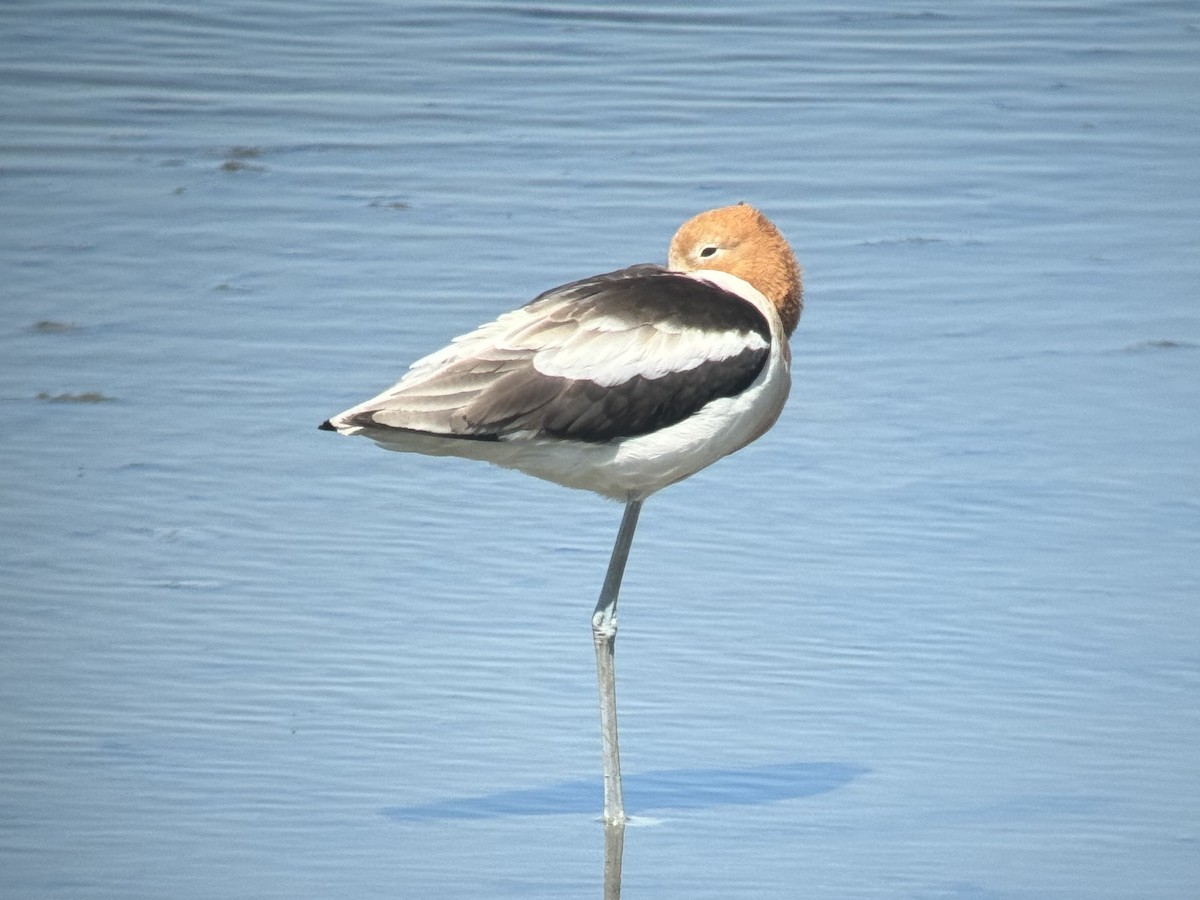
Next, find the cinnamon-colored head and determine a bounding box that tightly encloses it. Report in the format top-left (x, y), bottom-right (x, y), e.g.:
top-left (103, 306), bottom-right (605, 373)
top-left (667, 203), bottom-right (803, 336)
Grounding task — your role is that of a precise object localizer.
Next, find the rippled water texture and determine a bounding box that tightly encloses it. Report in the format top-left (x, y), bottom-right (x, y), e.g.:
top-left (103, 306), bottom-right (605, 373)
top-left (2, 2), bottom-right (1198, 897)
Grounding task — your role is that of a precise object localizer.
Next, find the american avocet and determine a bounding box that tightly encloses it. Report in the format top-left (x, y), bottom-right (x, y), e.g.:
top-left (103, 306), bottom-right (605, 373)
top-left (321, 203), bottom-right (802, 824)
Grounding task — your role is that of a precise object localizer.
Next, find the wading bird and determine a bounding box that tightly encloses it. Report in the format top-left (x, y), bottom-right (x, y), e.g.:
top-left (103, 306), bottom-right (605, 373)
top-left (320, 203), bottom-right (802, 824)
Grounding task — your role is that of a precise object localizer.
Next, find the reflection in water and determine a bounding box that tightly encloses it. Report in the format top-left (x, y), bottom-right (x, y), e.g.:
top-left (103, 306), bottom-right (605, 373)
top-left (385, 763), bottom-right (865, 897)
top-left (383, 761), bottom-right (867, 821)
top-left (603, 822), bottom-right (624, 900)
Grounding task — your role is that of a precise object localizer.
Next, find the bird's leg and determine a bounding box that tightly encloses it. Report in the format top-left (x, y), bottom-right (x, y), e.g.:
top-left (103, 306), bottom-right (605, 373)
top-left (592, 496), bottom-right (643, 826)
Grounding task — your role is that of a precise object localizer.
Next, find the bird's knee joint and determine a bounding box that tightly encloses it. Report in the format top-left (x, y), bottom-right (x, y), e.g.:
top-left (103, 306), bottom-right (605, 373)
top-left (592, 613), bottom-right (617, 641)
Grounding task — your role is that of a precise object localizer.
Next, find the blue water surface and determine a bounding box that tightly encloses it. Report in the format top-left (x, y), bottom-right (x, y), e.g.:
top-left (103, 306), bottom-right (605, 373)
top-left (2, 2), bottom-right (1198, 898)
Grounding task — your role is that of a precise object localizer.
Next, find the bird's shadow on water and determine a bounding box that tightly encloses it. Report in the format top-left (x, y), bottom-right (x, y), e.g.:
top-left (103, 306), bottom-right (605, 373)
top-left (383, 761), bottom-right (867, 821)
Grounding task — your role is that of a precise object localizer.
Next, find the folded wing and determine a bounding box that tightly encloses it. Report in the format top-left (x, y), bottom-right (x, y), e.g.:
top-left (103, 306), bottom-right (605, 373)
top-left (329, 265), bottom-right (772, 444)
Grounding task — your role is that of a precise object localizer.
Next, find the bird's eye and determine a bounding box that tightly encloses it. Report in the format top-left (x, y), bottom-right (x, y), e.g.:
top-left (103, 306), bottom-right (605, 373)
top-left (699, 245), bottom-right (718, 258)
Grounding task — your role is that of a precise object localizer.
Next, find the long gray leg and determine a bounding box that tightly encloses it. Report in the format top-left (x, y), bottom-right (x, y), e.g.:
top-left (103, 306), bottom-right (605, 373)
top-left (592, 496), bottom-right (643, 825)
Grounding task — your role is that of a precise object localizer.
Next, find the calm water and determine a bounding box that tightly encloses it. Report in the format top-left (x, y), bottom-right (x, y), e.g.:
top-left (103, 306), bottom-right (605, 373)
top-left (2, 1), bottom-right (1198, 897)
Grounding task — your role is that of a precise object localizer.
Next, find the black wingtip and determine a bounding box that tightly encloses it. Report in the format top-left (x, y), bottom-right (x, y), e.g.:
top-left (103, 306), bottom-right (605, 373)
top-left (318, 419), bottom-right (337, 432)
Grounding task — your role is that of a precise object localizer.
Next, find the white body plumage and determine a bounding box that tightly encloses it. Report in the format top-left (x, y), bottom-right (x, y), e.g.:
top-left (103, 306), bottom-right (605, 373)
top-left (328, 268), bottom-right (792, 500)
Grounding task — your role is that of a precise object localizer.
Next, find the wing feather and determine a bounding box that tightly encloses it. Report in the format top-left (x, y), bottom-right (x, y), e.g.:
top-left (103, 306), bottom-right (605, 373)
top-left (333, 265), bottom-right (772, 444)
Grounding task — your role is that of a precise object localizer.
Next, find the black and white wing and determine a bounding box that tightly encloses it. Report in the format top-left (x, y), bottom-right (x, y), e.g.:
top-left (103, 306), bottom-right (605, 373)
top-left (324, 265), bottom-right (773, 444)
